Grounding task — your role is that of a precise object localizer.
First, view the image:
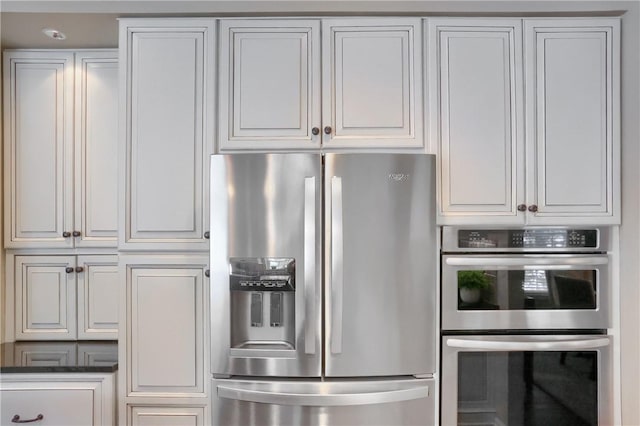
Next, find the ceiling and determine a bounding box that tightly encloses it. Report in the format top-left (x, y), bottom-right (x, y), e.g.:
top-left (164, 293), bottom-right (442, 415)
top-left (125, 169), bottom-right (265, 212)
top-left (0, 1), bottom-right (631, 49)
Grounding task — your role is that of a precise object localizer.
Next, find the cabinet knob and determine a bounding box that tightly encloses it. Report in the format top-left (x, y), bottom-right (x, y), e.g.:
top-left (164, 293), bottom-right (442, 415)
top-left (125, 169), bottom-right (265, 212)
top-left (205, 269), bottom-right (210, 278)
top-left (62, 232), bottom-right (71, 238)
top-left (72, 230), bottom-right (81, 237)
top-left (528, 204), bottom-right (539, 213)
top-left (324, 126), bottom-right (332, 135)
top-left (65, 267), bottom-right (74, 274)
top-left (11, 414), bottom-right (44, 423)
top-left (75, 266), bottom-right (84, 273)
top-left (517, 204), bottom-right (527, 212)
top-left (204, 231), bottom-right (210, 239)
top-left (311, 127), bottom-right (320, 136)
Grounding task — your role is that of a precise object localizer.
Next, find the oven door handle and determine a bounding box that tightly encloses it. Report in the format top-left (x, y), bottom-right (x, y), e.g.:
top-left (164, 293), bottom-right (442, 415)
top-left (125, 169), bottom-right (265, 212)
top-left (445, 256), bottom-right (608, 267)
top-left (446, 337), bottom-right (610, 351)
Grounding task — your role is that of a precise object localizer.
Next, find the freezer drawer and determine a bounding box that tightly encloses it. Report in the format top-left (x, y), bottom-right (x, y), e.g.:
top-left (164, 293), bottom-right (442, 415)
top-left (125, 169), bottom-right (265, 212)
top-left (212, 378), bottom-right (435, 426)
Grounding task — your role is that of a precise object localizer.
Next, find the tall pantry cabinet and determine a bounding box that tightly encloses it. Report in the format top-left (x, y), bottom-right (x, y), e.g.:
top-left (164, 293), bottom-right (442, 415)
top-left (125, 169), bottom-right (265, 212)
top-left (3, 50), bottom-right (119, 341)
top-left (118, 18), bottom-right (215, 425)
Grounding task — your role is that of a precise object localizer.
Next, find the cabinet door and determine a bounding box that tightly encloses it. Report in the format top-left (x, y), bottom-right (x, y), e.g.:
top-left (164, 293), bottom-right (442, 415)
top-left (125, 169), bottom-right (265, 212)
top-left (14, 255), bottom-right (77, 340)
top-left (130, 406), bottom-right (205, 426)
top-left (428, 19), bottom-right (525, 224)
top-left (120, 19), bottom-right (215, 250)
top-left (77, 255), bottom-right (118, 340)
top-left (525, 19), bottom-right (620, 224)
top-left (75, 51), bottom-right (119, 247)
top-left (3, 51), bottom-right (74, 248)
top-left (0, 374), bottom-right (115, 426)
top-left (218, 19), bottom-right (321, 150)
top-left (122, 255), bottom-right (208, 396)
top-left (322, 18), bottom-right (424, 148)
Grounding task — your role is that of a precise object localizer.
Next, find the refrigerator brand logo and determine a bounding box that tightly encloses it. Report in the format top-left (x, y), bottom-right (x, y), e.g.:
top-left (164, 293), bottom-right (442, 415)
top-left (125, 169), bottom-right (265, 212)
top-left (389, 173), bottom-right (410, 182)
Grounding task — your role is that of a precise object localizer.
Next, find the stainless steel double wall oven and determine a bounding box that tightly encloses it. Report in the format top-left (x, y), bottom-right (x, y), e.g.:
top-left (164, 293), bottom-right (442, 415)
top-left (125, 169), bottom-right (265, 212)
top-left (441, 227), bottom-right (613, 426)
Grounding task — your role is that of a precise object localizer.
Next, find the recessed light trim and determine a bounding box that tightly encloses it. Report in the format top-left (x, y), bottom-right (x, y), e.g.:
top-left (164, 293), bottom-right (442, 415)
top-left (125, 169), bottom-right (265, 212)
top-left (42, 28), bottom-right (67, 41)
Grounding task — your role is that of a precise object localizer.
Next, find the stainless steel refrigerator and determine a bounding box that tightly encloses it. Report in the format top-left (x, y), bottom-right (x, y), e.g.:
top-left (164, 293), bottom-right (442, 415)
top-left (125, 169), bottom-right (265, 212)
top-left (210, 153), bottom-right (437, 426)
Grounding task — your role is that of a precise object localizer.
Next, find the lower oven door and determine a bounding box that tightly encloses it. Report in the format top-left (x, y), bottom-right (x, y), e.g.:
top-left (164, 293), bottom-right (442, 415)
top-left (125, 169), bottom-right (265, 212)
top-left (441, 334), bottom-right (612, 426)
top-left (442, 254), bottom-right (610, 331)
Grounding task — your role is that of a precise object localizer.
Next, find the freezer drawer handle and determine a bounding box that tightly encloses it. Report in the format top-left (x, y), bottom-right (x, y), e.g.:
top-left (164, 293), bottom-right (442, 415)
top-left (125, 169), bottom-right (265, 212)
top-left (304, 177), bottom-right (317, 354)
top-left (217, 383), bottom-right (429, 406)
top-left (446, 337), bottom-right (610, 351)
top-left (330, 176), bottom-right (344, 354)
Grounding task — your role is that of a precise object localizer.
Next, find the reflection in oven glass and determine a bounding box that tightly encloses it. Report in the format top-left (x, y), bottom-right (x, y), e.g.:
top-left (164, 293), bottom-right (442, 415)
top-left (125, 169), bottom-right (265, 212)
top-left (457, 270), bottom-right (597, 311)
top-left (457, 351), bottom-right (597, 426)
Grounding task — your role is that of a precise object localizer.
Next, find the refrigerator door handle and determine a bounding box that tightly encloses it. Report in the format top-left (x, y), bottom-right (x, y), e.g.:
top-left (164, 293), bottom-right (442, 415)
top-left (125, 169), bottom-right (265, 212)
top-left (330, 176), bottom-right (344, 354)
top-left (217, 383), bottom-right (429, 406)
top-left (304, 176), bottom-right (316, 355)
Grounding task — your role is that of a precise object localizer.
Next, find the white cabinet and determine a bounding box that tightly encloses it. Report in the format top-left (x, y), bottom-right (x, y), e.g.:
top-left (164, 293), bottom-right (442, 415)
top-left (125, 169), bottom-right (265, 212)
top-left (524, 19), bottom-right (620, 224)
top-left (12, 255), bottom-right (118, 340)
top-left (430, 18), bottom-right (620, 225)
top-left (129, 406), bottom-right (206, 426)
top-left (218, 18), bottom-right (423, 150)
top-left (120, 254), bottom-right (209, 399)
top-left (0, 373), bottom-right (116, 426)
top-left (3, 50), bottom-right (118, 248)
top-left (119, 19), bottom-right (215, 250)
top-left (428, 19), bottom-right (524, 223)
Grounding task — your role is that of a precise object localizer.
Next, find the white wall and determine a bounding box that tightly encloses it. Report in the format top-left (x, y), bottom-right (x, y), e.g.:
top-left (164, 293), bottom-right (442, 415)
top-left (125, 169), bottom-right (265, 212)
top-left (618, 3), bottom-right (640, 425)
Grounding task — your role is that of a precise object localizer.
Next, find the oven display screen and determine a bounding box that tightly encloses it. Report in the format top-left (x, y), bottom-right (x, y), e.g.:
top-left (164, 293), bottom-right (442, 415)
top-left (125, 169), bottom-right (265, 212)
top-left (458, 229), bottom-right (598, 249)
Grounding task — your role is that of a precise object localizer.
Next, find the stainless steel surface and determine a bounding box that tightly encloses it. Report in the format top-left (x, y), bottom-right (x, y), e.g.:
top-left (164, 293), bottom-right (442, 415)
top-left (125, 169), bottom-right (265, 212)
top-left (442, 226), bottom-right (611, 253)
top-left (217, 380), bottom-right (428, 406)
top-left (329, 176), bottom-right (344, 355)
top-left (210, 154), bottom-right (322, 377)
top-left (212, 377), bottom-right (435, 426)
top-left (445, 336), bottom-right (611, 351)
top-left (211, 152), bottom-right (437, 381)
top-left (445, 255), bottom-right (608, 267)
top-left (441, 334), bottom-right (613, 426)
top-left (303, 177), bottom-right (316, 355)
top-left (441, 253), bottom-right (610, 330)
top-left (324, 154), bottom-right (436, 377)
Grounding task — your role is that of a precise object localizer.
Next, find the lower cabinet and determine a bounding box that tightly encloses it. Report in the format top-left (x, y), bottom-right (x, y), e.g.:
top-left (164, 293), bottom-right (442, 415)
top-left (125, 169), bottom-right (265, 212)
top-left (119, 254), bottom-right (210, 425)
top-left (0, 372), bottom-right (116, 425)
top-left (129, 405), bottom-right (207, 426)
top-left (10, 254), bottom-right (118, 340)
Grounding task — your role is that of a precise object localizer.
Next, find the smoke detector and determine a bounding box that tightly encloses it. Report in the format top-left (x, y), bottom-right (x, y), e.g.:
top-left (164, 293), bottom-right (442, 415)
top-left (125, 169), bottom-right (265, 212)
top-left (42, 28), bottom-right (67, 40)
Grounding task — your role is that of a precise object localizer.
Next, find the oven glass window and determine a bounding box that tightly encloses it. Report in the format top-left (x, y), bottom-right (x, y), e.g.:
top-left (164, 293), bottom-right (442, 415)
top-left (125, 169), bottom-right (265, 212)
top-left (457, 351), bottom-right (597, 426)
top-left (457, 270), bottom-right (597, 310)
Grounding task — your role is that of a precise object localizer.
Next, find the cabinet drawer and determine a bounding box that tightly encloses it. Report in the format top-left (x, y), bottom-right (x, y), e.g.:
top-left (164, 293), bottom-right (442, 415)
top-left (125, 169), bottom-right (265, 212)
top-left (1, 388), bottom-right (94, 425)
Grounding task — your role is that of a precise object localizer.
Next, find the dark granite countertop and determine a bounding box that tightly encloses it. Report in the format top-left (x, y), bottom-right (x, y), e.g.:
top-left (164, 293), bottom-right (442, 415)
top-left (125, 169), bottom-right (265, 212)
top-left (1, 341), bottom-right (118, 373)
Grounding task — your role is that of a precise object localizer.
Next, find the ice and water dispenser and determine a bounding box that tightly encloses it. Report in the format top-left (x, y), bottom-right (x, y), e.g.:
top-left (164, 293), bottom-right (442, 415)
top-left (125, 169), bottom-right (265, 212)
top-left (229, 258), bottom-right (296, 350)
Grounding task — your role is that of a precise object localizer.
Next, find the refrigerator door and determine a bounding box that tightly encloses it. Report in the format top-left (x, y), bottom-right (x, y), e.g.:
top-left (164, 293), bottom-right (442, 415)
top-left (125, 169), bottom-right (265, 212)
top-left (324, 154), bottom-right (437, 377)
top-left (212, 377), bottom-right (435, 426)
top-left (210, 154), bottom-right (322, 377)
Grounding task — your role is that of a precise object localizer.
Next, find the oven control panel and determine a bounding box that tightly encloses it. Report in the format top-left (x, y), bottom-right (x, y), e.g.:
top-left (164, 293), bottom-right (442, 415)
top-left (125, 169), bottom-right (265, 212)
top-left (452, 228), bottom-right (600, 250)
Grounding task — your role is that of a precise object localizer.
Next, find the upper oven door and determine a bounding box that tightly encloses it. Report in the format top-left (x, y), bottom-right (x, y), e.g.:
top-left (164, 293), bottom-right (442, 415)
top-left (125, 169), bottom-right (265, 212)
top-left (442, 254), bottom-right (610, 331)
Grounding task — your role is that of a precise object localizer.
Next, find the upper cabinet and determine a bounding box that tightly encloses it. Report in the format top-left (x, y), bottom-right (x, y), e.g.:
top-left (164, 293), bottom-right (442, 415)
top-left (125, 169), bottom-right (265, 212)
top-left (431, 18), bottom-right (620, 225)
top-left (218, 18), bottom-right (424, 151)
top-left (524, 19), bottom-right (620, 225)
top-left (119, 19), bottom-right (215, 251)
top-left (428, 19), bottom-right (524, 224)
top-left (3, 50), bottom-right (119, 248)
